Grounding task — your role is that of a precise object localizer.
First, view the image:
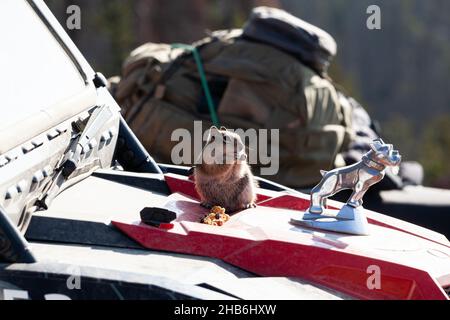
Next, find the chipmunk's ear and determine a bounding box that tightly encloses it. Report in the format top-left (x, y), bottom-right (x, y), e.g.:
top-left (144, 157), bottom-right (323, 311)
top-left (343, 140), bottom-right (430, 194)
top-left (220, 126), bottom-right (227, 131)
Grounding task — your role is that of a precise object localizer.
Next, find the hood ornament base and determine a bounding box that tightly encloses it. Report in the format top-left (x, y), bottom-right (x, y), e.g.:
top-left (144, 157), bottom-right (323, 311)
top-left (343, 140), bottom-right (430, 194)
top-left (291, 205), bottom-right (370, 235)
top-left (291, 138), bottom-right (401, 236)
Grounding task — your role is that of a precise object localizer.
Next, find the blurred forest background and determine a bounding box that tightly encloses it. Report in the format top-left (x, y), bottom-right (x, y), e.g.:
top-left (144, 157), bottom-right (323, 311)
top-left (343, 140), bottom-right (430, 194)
top-left (45, 0), bottom-right (450, 188)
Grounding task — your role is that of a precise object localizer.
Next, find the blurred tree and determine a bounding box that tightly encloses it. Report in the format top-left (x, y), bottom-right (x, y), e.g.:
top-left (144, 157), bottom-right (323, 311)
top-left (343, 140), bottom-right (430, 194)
top-left (382, 114), bottom-right (417, 162)
top-left (46, 0), bottom-right (135, 76)
top-left (419, 115), bottom-right (450, 188)
top-left (133, 0), bottom-right (208, 44)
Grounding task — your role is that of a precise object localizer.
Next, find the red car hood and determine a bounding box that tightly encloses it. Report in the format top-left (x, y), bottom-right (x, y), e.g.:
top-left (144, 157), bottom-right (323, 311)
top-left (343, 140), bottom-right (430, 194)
top-left (112, 173), bottom-right (450, 300)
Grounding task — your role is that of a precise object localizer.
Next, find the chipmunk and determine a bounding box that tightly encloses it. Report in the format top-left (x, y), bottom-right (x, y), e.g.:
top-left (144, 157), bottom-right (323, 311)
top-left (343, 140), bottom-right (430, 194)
top-left (194, 126), bottom-right (257, 213)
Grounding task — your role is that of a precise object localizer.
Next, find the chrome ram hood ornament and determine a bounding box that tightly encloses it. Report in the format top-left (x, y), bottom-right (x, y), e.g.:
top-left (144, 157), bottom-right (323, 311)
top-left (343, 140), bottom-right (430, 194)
top-left (291, 138), bottom-right (401, 235)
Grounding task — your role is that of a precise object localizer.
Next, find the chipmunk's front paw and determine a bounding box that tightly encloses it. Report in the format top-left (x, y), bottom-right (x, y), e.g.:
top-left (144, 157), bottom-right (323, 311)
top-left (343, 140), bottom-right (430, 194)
top-left (200, 202), bottom-right (213, 209)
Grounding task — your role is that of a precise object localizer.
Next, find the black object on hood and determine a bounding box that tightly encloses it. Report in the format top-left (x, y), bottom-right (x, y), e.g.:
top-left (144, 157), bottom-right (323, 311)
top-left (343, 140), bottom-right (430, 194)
top-left (140, 207), bottom-right (177, 225)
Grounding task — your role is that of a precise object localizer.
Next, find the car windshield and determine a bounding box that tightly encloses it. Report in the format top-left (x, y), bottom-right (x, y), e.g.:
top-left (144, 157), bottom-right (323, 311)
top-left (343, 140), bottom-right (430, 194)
top-left (0, 0), bottom-right (86, 130)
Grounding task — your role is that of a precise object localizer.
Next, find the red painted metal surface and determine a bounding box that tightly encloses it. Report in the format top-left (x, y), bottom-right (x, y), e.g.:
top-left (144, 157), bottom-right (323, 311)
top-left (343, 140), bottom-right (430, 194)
top-left (166, 174), bottom-right (272, 203)
top-left (258, 194), bottom-right (450, 248)
top-left (112, 173), bottom-right (450, 300)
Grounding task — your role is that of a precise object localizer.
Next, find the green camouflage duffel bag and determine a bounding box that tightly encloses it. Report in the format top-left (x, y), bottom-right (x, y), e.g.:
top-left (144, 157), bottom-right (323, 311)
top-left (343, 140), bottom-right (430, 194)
top-left (109, 7), bottom-right (354, 188)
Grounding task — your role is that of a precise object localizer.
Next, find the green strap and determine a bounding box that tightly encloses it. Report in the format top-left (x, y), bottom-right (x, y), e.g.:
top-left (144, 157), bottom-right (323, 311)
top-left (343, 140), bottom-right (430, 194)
top-left (171, 43), bottom-right (220, 127)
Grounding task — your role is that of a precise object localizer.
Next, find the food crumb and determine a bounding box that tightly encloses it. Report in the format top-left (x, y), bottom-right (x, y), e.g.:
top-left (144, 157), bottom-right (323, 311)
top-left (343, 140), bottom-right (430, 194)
top-left (201, 206), bottom-right (230, 226)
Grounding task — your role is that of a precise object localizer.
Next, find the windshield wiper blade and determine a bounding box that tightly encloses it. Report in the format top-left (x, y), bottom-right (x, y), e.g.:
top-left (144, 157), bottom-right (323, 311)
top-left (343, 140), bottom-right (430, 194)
top-left (38, 105), bottom-right (114, 209)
